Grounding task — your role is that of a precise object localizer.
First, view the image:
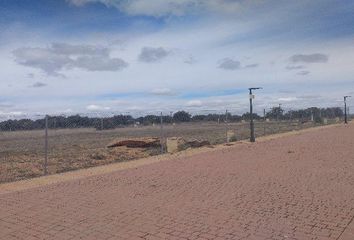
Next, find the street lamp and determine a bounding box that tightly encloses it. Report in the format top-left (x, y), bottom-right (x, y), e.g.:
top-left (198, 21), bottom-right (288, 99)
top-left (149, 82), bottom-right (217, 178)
top-left (249, 87), bottom-right (262, 142)
top-left (344, 96), bottom-right (351, 124)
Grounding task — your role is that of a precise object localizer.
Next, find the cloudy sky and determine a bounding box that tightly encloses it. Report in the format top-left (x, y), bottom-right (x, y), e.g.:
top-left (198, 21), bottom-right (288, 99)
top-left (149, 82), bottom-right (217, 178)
top-left (0, 0), bottom-right (354, 118)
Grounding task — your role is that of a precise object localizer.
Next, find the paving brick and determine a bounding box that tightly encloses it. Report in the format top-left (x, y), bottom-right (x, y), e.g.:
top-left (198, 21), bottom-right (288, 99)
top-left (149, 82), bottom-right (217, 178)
top-left (1, 124), bottom-right (354, 240)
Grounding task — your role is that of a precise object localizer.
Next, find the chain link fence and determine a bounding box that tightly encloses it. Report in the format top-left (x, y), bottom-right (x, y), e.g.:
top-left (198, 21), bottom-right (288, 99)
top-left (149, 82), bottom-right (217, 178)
top-left (0, 108), bottom-right (348, 183)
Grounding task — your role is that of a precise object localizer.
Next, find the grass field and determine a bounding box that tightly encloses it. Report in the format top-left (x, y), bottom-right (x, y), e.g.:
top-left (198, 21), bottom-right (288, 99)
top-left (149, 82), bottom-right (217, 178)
top-left (0, 120), bottom-right (335, 183)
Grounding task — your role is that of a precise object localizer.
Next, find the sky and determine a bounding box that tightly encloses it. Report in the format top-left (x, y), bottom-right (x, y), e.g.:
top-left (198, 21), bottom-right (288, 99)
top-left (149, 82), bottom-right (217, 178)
top-left (0, 0), bottom-right (354, 118)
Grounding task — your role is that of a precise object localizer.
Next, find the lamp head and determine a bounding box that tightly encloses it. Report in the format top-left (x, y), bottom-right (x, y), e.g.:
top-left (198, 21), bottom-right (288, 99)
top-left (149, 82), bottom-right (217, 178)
top-left (249, 87), bottom-right (262, 90)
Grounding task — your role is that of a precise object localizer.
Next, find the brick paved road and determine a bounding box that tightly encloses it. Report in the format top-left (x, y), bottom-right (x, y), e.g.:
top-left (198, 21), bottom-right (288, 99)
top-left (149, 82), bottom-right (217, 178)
top-left (1, 124), bottom-right (354, 240)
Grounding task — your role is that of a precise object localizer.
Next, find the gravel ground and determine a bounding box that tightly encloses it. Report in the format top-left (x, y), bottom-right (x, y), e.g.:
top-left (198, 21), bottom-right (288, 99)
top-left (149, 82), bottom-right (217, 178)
top-left (0, 123), bottom-right (354, 240)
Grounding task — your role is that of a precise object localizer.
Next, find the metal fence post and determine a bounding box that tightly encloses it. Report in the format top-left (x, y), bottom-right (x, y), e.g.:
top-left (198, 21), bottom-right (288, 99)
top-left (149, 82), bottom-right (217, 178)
top-left (348, 107), bottom-right (351, 122)
top-left (344, 96), bottom-right (351, 124)
top-left (263, 108), bottom-right (266, 136)
top-left (225, 110), bottom-right (229, 143)
top-left (160, 112), bottom-right (164, 153)
top-left (277, 104), bottom-right (281, 133)
top-left (249, 87), bottom-right (261, 142)
top-left (44, 115), bottom-right (48, 175)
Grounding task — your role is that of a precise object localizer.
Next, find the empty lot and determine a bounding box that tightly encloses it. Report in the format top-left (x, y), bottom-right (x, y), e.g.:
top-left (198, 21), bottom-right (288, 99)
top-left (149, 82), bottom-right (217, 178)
top-left (0, 122), bottom-right (353, 240)
top-left (0, 120), bottom-right (324, 183)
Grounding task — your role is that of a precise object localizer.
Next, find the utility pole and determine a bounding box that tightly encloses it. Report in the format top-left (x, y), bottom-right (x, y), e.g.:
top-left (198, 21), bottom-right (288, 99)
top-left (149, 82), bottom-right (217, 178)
top-left (249, 87), bottom-right (262, 142)
top-left (344, 96), bottom-right (351, 124)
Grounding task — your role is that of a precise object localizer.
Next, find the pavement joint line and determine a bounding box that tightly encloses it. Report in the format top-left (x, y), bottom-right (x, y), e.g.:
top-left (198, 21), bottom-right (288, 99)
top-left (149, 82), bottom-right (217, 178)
top-left (338, 214), bottom-right (354, 240)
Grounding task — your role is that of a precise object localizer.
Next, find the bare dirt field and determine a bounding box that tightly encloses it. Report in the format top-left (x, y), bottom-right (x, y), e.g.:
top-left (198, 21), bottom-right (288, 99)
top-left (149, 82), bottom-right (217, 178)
top-left (0, 120), bottom-right (332, 183)
top-left (0, 122), bottom-right (353, 240)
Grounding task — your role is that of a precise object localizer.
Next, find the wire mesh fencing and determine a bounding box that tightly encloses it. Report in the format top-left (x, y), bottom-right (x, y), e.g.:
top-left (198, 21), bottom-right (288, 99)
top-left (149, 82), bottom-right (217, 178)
top-left (0, 110), bottom-right (347, 183)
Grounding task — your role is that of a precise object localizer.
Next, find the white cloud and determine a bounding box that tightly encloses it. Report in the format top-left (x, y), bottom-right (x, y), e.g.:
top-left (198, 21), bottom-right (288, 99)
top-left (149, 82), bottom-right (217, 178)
top-left (51, 42), bottom-right (110, 56)
top-left (61, 108), bottom-right (74, 113)
top-left (151, 88), bottom-right (176, 96)
top-left (244, 63), bottom-right (259, 69)
top-left (0, 111), bottom-right (24, 117)
top-left (286, 65), bottom-right (305, 70)
top-left (74, 56), bottom-right (128, 71)
top-left (13, 47), bottom-right (72, 75)
top-left (218, 58), bottom-right (241, 70)
top-left (13, 43), bottom-right (128, 75)
top-left (184, 55), bottom-right (197, 64)
top-left (290, 53), bottom-right (329, 63)
top-left (297, 70), bottom-right (310, 76)
top-left (86, 104), bottom-right (111, 111)
top-left (138, 47), bottom-right (171, 63)
top-left (278, 97), bottom-right (298, 102)
top-left (27, 73), bottom-right (35, 78)
top-left (0, 103), bottom-right (14, 108)
top-left (66, 0), bottom-right (258, 18)
top-left (186, 100), bottom-right (203, 107)
top-left (30, 82), bottom-right (47, 88)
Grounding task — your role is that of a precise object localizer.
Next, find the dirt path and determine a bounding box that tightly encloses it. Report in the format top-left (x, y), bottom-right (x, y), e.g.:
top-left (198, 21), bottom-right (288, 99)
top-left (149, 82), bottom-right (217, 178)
top-left (1, 123), bottom-right (354, 240)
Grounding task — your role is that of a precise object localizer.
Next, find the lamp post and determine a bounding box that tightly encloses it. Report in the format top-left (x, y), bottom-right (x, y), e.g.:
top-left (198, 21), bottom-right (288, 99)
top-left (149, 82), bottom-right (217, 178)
top-left (344, 96), bottom-right (351, 124)
top-left (249, 87), bottom-right (262, 142)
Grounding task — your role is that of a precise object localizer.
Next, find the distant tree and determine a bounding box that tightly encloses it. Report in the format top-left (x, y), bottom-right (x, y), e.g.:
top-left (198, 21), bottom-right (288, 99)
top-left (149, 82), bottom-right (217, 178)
top-left (162, 115), bottom-right (173, 124)
top-left (242, 112), bottom-right (261, 120)
top-left (266, 107), bottom-right (284, 120)
top-left (142, 115), bottom-right (160, 125)
top-left (192, 115), bottom-right (207, 121)
top-left (230, 114), bottom-right (242, 122)
top-left (173, 111), bottom-right (191, 122)
top-left (0, 107), bottom-right (345, 131)
top-left (115, 115), bottom-right (134, 125)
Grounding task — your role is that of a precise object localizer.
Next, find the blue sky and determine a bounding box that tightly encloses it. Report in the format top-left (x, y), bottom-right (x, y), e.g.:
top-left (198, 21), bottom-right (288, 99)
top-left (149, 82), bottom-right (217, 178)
top-left (0, 0), bottom-right (354, 118)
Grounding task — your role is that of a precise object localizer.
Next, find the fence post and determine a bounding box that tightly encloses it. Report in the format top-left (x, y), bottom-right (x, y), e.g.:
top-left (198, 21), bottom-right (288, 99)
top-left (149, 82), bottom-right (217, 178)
top-left (277, 104), bottom-right (281, 133)
top-left (348, 107), bottom-right (351, 122)
top-left (44, 115), bottom-right (48, 175)
top-left (225, 110), bottom-right (229, 143)
top-left (263, 109), bottom-right (266, 136)
top-left (160, 112), bottom-right (164, 153)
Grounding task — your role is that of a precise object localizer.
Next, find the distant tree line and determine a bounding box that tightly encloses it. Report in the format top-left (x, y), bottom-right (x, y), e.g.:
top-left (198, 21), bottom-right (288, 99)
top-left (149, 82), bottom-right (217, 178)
top-left (0, 107), bottom-right (344, 131)
top-left (266, 107), bottom-right (343, 123)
